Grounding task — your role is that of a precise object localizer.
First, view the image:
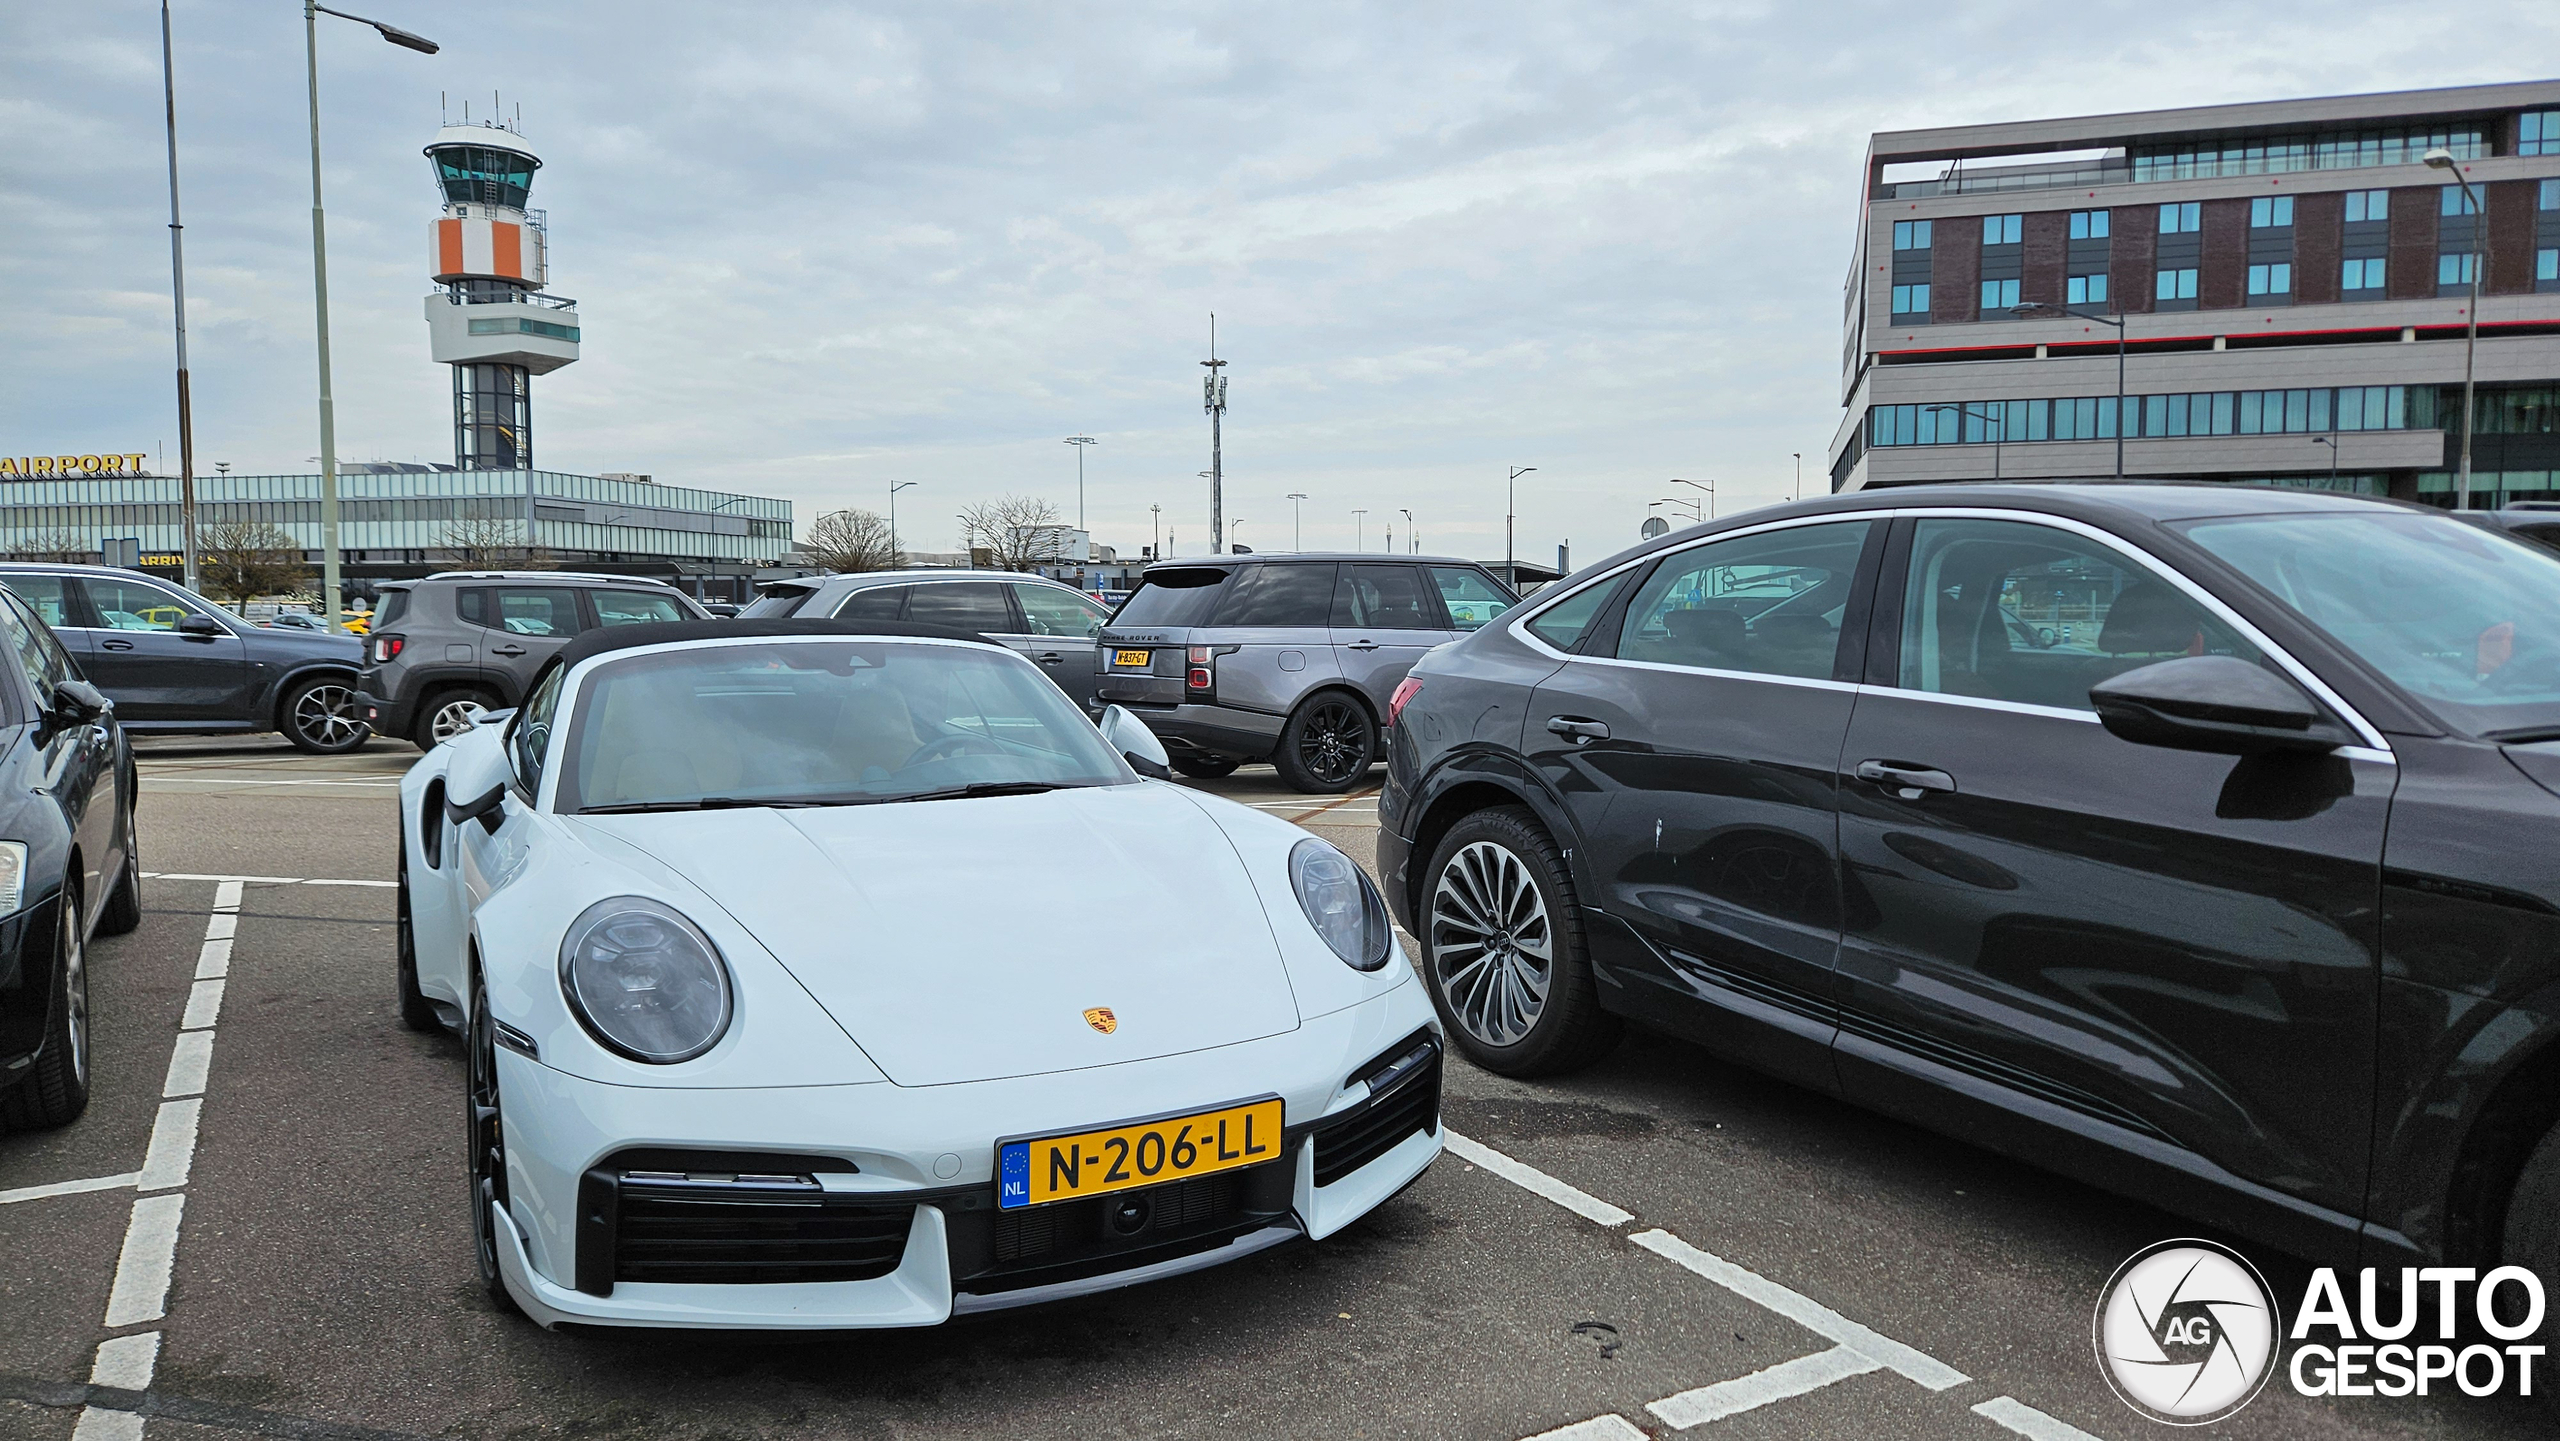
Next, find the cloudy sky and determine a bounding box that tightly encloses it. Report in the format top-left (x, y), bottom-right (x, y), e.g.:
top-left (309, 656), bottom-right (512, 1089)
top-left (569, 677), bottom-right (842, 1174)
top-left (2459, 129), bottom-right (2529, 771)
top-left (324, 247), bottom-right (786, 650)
top-left (6, 2), bottom-right (2555, 561)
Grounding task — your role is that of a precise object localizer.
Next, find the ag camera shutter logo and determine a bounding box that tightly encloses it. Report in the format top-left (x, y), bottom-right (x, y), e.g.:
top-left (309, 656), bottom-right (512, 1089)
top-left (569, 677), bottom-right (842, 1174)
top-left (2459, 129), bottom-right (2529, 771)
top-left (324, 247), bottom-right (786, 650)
top-left (2094, 1239), bottom-right (2280, 1424)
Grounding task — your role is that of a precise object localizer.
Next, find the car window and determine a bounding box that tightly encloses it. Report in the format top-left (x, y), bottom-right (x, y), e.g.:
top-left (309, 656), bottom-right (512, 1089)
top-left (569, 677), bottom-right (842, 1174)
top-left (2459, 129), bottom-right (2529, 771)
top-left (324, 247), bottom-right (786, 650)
top-left (1524, 578), bottom-right (1619, 652)
top-left (373, 588), bottom-right (411, 631)
top-left (1332, 564), bottom-right (1439, 630)
top-left (1215, 563), bottom-right (1337, 627)
top-left (832, 586), bottom-right (908, 623)
top-left (1614, 522), bottom-right (1870, 680)
top-left (511, 663), bottom-right (564, 796)
top-left (904, 581), bottom-right (1014, 633)
top-left (1013, 583), bottom-right (1110, 637)
top-left (1430, 567), bottom-right (1516, 632)
top-left (83, 576), bottom-right (212, 632)
top-left (2, 575), bottom-right (74, 627)
top-left (1898, 518), bottom-right (2262, 711)
top-left (594, 590), bottom-right (687, 627)
top-left (741, 584), bottom-right (817, 618)
top-left (1112, 567), bottom-right (1233, 627)
top-left (0, 591), bottom-right (66, 716)
top-left (461, 586), bottom-right (586, 637)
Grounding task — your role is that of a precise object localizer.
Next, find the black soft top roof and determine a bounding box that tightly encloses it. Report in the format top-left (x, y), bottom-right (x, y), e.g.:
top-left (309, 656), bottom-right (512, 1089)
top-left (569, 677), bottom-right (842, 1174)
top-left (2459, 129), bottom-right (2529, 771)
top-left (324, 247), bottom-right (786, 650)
top-left (525, 619), bottom-right (1004, 697)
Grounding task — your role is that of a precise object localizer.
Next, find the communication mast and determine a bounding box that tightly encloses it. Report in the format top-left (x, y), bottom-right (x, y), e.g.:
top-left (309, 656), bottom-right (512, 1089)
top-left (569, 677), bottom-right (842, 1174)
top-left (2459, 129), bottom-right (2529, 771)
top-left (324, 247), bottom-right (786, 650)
top-left (1202, 315), bottom-right (1227, 554)
top-left (422, 116), bottom-right (578, 469)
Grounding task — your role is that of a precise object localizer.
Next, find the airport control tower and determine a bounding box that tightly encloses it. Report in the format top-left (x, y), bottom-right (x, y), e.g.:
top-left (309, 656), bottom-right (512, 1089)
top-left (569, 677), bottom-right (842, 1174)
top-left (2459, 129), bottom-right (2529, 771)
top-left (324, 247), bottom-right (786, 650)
top-left (422, 121), bottom-right (578, 470)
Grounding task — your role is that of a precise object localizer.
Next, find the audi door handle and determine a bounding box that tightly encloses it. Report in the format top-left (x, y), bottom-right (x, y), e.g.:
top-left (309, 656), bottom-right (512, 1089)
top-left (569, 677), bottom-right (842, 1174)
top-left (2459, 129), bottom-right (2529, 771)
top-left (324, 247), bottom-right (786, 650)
top-left (490, 644), bottom-right (526, 657)
top-left (100, 640), bottom-right (135, 652)
top-left (1345, 641), bottom-right (1380, 652)
top-left (1856, 759), bottom-right (1957, 796)
top-left (1546, 716), bottom-right (1610, 741)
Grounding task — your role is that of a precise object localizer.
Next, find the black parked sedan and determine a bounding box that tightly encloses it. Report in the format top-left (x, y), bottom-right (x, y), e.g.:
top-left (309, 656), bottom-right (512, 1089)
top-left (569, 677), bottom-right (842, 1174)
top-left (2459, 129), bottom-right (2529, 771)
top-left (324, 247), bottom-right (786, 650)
top-left (1381, 482), bottom-right (2560, 1288)
top-left (0, 583), bottom-right (139, 1132)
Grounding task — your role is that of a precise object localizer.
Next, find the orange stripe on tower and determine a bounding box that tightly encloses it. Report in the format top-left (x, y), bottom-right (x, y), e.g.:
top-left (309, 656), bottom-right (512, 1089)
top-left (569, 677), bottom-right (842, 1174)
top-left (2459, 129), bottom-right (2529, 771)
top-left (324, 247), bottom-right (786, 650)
top-left (491, 222), bottom-right (523, 280)
top-left (436, 218), bottom-right (464, 277)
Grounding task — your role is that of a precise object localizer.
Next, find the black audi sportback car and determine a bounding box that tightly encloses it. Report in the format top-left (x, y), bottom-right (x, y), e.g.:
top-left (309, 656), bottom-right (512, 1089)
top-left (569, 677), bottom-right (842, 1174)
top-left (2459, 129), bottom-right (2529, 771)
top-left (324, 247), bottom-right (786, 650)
top-left (1381, 483), bottom-right (2560, 1284)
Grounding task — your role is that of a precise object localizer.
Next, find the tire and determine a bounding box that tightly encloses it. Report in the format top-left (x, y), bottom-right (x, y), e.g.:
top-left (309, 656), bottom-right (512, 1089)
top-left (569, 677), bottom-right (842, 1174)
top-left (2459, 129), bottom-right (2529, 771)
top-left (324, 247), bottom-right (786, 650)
top-left (96, 800), bottom-right (141, 938)
top-left (1272, 693), bottom-right (1376, 793)
top-left (1171, 756), bottom-right (1242, 780)
top-left (467, 973), bottom-right (522, 1313)
top-left (1419, 807), bottom-right (1620, 1077)
top-left (2500, 1120), bottom-right (2560, 1338)
top-left (0, 885), bottom-right (91, 1133)
top-left (395, 836), bottom-right (440, 1033)
top-left (282, 674), bottom-right (370, 755)
top-left (413, 688), bottom-right (497, 751)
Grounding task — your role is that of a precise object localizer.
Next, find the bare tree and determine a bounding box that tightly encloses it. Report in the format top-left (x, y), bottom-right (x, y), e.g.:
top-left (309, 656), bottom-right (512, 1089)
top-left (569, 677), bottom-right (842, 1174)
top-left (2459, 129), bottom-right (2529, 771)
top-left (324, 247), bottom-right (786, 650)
top-left (3, 530), bottom-right (91, 563)
top-left (197, 520), bottom-right (310, 612)
top-left (800, 508), bottom-right (903, 573)
top-left (438, 513), bottom-right (556, 570)
top-left (958, 494), bottom-right (1068, 572)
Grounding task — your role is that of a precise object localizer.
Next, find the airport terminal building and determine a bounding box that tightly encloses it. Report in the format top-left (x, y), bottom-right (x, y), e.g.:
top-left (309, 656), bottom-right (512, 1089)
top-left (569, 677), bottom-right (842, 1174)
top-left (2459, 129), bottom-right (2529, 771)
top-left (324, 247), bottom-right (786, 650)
top-left (0, 465), bottom-right (792, 603)
top-left (1832, 80), bottom-right (2560, 503)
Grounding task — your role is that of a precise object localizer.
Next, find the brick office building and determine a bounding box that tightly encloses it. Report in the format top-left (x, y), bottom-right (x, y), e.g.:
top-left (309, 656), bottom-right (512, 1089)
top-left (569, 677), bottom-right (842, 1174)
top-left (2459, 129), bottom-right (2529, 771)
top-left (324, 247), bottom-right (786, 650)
top-left (1831, 81), bottom-right (2560, 504)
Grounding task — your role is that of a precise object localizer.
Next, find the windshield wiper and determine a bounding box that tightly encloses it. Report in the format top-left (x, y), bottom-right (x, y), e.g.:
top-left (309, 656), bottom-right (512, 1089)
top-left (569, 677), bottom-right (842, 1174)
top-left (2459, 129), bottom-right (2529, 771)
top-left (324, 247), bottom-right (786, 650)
top-left (884, 780), bottom-right (1081, 804)
top-left (579, 796), bottom-right (818, 815)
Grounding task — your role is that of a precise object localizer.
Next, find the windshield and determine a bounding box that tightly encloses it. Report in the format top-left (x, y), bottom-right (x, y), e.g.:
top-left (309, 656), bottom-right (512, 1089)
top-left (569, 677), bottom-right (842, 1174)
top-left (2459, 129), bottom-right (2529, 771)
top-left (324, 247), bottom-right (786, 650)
top-left (1110, 568), bottom-right (1232, 628)
top-left (2178, 510), bottom-right (2560, 737)
top-left (557, 640), bottom-right (1128, 812)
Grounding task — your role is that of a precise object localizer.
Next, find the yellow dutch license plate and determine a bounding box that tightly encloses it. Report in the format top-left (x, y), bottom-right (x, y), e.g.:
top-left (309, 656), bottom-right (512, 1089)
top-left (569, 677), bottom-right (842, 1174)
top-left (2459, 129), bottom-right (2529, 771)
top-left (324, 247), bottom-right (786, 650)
top-left (997, 1097), bottom-right (1283, 1210)
top-left (1113, 648), bottom-right (1152, 668)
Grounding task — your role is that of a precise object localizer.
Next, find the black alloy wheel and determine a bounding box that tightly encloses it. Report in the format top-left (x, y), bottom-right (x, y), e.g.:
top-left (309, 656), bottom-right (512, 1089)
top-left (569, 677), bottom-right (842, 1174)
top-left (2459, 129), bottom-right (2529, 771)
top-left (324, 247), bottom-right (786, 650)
top-left (467, 976), bottom-right (520, 1311)
top-left (0, 884), bottom-right (91, 1132)
top-left (395, 839), bottom-right (439, 1033)
top-left (283, 676), bottom-right (369, 755)
top-left (1170, 756), bottom-right (1242, 780)
top-left (1421, 807), bottom-right (1620, 1077)
top-left (1274, 695), bottom-right (1375, 793)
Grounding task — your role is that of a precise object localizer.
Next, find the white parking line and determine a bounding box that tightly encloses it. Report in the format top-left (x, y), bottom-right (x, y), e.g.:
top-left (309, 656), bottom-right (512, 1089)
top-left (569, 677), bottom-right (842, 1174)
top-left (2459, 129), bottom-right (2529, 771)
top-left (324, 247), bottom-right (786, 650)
top-left (1972, 1396), bottom-right (2107, 1441)
top-left (1522, 1415), bottom-right (1649, 1441)
top-left (1444, 1131), bottom-right (1634, 1227)
top-left (1647, 1345), bottom-right (1884, 1429)
top-left (1631, 1229), bottom-right (1968, 1390)
top-left (0, 1173), bottom-right (140, 1206)
top-left (101, 1192), bottom-right (184, 1328)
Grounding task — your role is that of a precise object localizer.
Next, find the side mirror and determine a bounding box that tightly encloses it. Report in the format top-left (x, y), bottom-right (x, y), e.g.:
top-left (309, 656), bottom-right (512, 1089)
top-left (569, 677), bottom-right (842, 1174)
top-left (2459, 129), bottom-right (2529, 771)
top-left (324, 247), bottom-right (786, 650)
top-left (1097, 704), bottom-right (1173, 779)
top-left (440, 737), bottom-right (514, 833)
top-left (2089, 655), bottom-right (2350, 756)
top-left (48, 679), bottom-right (110, 728)
top-left (176, 614), bottom-right (223, 637)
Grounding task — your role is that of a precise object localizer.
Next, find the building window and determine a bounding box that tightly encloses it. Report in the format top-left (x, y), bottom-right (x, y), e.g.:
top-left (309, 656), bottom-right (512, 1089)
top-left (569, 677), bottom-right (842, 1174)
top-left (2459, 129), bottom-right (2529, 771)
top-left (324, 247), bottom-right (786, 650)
top-left (2440, 252), bottom-right (2480, 285)
top-left (2344, 189), bottom-right (2390, 223)
top-left (1867, 387), bottom-right (2410, 448)
top-left (2159, 202), bottom-right (2201, 234)
top-left (2066, 274), bottom-right (2109, 305)
top-left (2524, 110), bottom-right (2560, 157)
top-left (2068, 210), bottom-right (2110, 239)
top-left (1892, 220), bottom-right (1933, 250)
top-left (2342, 257), bottom-right (2386, 293)
top-left (1891, 283), bottom-right (1931, 315)
top-left (2131, 125), bottom-right (2482, 181)
top-left (1980, 278), bottom-right (2020, 311)
top-left (2541, 179), bottom-right (2559, 211)
top-left (1981, 214), bottom-right (2022, 245)
top-left (2441, 184), bottom-right (2481, 217)
top-left (2247, 263), bottom-right (2292, 296)
top-left (2156, 268), bottom-right (2199, 300)
top-left (2540, 249), bottom-right (2558, 282)
top-left (2248, 196), bottom-right (2295, 228)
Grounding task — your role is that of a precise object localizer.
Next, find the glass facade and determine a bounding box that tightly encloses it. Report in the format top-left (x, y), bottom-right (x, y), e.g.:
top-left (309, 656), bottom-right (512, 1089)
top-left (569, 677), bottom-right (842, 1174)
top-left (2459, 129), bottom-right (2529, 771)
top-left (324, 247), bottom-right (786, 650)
top-left (0, 471), bottom-right (790, 566)
top-left (429, 143), bottom-right (538, 209)
top-left (2131, 123), bottom-right (2487, 182)
top-left (455, 363), bottom-right (532, 471)
top-left (1869, 385), bottom-right (2415, 447)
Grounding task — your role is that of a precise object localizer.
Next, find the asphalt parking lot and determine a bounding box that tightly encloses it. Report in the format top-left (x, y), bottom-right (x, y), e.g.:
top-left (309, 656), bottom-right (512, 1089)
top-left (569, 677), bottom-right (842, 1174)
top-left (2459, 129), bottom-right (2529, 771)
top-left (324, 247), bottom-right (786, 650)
top-left (0, 738), bottom-right (2549, 1440)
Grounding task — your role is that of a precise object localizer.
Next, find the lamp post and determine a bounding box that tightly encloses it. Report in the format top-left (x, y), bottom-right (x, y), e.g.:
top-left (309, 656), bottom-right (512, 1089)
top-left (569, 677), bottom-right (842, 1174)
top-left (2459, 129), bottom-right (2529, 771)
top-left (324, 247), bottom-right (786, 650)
top-left (2426, 147), bottom-right (2488, 511)
top-left (1656, 496), bottom-right (1703, 523)
top-left (2012, 301), bottom-right (2125, 479)
top-left (1792, 452), bottom-right (1802, 503)
top-left (1150, 502), bottom-right (1161, 561)
top-left (1287, 492), bottom-right (1307, 551)
top-left (1352, 508), bottom-right (1367, 551)
top-left (1671, 476), bottom-right (1715, 520)
top-left (305, 2), bottom-right (437, 631)
top-left (888, 480), bottom-right (916, 559)
top-left (1949, 404), bottom-right (2008, 480)
top-left (1400, 508), bottom-right (1414, 555)
top-left (1505, 466), bottom-right (1535, 588)
top-left (158, 0), bottom-right (201, 592)
top-left (2311, 435), bottom-right (2341, 488)
top-left (1063, 435), bottom-right (1095, 530)
top-left (1230, 518), bottom-right (1245, 551)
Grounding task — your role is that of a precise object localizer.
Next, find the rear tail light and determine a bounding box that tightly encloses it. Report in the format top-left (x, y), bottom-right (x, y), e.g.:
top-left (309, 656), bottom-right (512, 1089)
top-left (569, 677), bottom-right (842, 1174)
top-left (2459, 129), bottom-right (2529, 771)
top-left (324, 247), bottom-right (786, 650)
top-left (1187, 646), bottom-right (1214, 694)
top-left (371, 635), bottom-right (404, 664)
top-left (1388, 677), bottom-right (1423, 726)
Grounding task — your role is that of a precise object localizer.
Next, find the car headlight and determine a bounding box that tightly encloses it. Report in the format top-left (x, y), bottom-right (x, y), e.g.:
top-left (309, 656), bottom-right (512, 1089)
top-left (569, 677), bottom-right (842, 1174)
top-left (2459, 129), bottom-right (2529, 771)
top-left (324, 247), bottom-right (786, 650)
top-left (557, 897), bottom-right (734, 1063)
top-left (1290, 838), bottom-right (1392, 972)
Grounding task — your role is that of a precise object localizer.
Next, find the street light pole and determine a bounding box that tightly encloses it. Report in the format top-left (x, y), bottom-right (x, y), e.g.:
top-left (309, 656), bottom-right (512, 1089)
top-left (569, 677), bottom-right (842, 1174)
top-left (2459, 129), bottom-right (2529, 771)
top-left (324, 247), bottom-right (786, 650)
top-left (2426, 147), bottom-right (2488, 511)
top-left (1287, 492), bottom-right (1307, 551)
top-left (1671, 476), bottom-right (1715, 520)
top-left (2312, 436), bottom-right (2341, 488)
top-left (1505, 466), bottom-right (1535, 588)
top-left (2013, 301), bottom-right (2124, 479)
top-left (1063, 435), bottom-right (1095, 531)
top-left (159, 0), bottom-right (200, 592)
top-left (1400, 508), bottom-right (1414, 555)
top-left (1352, 509), bottom-right (1366, 551)
top-left (888, 480), bottom-right (916, 559)
top-left (304, 2), bottom-right (436, 632)
top-left (1150, 503), bottom-right (1161, 561)
top-left (1792, 452), bottom-right (1802, 503)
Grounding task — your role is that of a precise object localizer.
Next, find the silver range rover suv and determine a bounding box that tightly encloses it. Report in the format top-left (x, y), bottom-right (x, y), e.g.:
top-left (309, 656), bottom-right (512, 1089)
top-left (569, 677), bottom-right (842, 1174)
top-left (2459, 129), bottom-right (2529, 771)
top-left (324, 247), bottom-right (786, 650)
top-left (1095, 554), bottom-right (1517, 792)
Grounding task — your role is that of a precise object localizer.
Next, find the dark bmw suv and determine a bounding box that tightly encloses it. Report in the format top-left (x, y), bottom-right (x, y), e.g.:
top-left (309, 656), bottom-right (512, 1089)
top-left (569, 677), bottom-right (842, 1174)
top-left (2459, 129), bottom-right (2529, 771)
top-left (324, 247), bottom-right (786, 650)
top-left (0, 564), bottom-right (365, 754)
top-left (1383, 482), bottom-right (2560, 1292)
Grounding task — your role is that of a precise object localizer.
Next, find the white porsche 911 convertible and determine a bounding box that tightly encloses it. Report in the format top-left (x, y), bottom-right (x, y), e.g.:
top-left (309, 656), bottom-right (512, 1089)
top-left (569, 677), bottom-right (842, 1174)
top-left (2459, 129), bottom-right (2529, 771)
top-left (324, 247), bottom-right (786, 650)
top-left (395, 619), bottom-right (1442, 1328)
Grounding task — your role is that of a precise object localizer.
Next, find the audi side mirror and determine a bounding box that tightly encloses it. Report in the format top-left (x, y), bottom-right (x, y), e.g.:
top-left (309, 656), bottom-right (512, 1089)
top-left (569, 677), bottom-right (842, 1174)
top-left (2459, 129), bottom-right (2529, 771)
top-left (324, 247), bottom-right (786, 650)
top-left (1097, 704), bottom-right (1172, 779)
top-left (47, 679), bottom-right (110, 728)
top-left (2089, 656), bottom-right (2350, 756)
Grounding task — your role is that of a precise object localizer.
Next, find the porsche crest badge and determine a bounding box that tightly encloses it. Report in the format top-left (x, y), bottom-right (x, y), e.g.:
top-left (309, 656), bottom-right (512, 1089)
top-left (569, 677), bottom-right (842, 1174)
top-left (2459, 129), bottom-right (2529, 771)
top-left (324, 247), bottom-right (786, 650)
top-left (1083, 1007), bottom-right (1118, 1035)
